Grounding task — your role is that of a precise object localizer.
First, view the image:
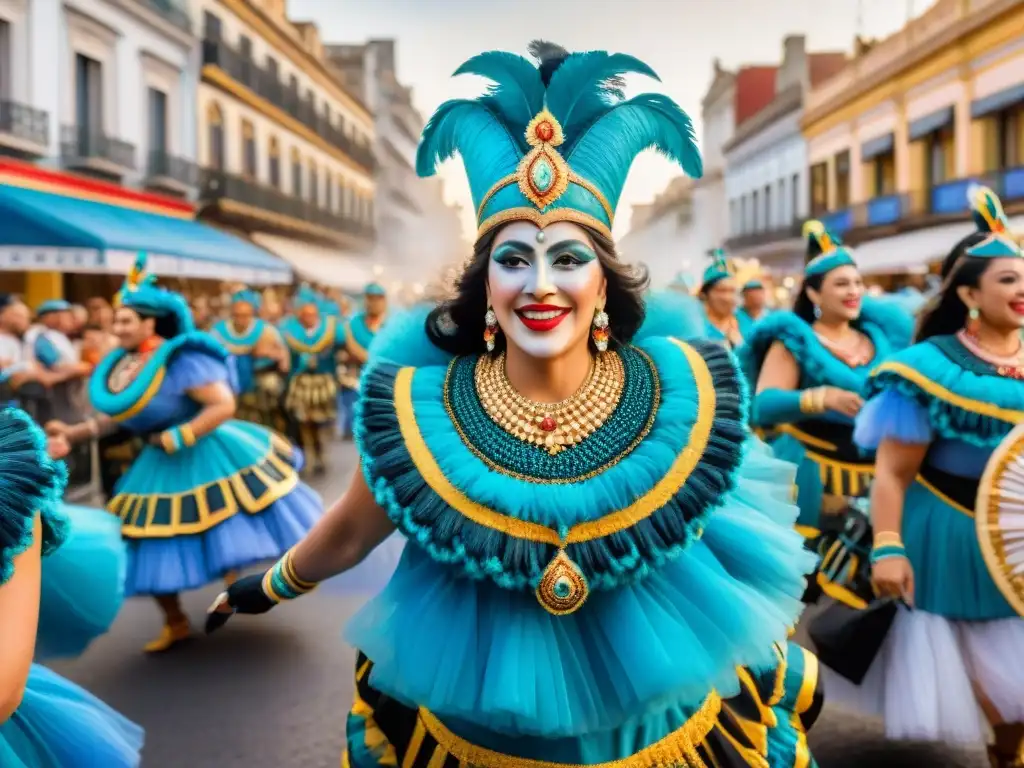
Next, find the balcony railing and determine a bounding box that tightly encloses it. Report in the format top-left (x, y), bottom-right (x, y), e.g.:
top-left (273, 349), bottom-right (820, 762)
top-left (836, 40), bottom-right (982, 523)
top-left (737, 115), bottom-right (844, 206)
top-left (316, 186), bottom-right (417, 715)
top-left (60, 125), bottom-right (136, 171)
top-left (135, 0), bottom-right (190, 32)
top-left (146, 149), bottom-right (199, 188)
top-left (813, 165), bottom-right (1024, 240)
top-left (201, 169), bottom-right (375, 239)
top-left (202, 39), bottom-right (375, 172)
top-left (0, 100), bottom-right (49, 150)
top-left (724, 220), bottom-right (803, 251)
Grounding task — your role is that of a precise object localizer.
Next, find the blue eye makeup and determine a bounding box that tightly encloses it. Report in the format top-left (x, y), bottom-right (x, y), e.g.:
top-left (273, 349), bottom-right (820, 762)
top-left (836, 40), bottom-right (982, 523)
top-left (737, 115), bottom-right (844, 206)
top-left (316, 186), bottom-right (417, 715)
top-left (491, 241), bottom-right (533, 267)
top-left (548, 240), bottom-right (597, 266)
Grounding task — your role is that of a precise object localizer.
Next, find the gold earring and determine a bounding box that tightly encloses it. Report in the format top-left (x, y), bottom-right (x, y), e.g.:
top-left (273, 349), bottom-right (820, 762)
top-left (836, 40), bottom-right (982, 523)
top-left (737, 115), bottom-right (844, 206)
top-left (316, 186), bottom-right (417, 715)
top-left (592, 308), bottom-right (609, 352)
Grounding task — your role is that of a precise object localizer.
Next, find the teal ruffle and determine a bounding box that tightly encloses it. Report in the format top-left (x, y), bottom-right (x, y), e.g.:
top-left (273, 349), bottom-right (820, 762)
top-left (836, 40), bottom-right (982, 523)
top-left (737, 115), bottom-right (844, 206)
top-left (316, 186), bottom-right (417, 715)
top-left (346, 439), bottom-right (813, 737)
top-left (865, 336), bottom-right (1024, 448)
top-left (356, 336), bottom-right (747, 592)
top-left (739, 310), bottom-right (892, 396)
top-left (211, 319), bottom-right (266, 353)
top-left (0, 408), bottom-right (68, 585)
top-left (89, 332), bottom-right (228, 419)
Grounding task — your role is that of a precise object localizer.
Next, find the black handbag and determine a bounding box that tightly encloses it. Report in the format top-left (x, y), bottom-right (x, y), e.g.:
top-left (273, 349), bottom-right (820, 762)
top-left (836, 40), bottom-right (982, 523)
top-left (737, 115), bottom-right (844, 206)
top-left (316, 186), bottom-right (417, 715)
top-left (806, 597), bottom-right (903, 684)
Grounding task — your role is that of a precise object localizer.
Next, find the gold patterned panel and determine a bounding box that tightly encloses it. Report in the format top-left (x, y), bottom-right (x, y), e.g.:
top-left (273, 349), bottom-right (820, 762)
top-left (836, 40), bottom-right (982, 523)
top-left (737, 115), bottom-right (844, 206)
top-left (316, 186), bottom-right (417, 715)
top-left (976, 423), bottom-right (1024, 618)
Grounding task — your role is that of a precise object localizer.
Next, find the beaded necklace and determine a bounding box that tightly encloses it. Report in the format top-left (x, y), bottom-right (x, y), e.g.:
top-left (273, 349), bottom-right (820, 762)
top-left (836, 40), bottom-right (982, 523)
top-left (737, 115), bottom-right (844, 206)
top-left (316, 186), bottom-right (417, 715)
top-left (474, 350), bottom-right (625, 455)
top-left (956, 329), bottom-right (1024, 379)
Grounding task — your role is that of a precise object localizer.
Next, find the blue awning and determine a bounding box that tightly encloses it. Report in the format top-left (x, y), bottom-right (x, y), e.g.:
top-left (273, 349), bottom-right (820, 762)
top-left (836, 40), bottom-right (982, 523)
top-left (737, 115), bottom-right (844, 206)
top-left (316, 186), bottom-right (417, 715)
top-left (0, 184), bottom-right (291, 284)
top-left (861, 133), bottom-right (894, 161)
top-left (972, 83), bottom-right (1024, 119)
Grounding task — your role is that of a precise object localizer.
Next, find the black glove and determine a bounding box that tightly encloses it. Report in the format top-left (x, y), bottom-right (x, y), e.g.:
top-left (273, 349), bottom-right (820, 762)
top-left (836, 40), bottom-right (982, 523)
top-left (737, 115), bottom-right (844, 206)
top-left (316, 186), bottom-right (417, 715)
top-left (204, 573), bottom-right (276, 634)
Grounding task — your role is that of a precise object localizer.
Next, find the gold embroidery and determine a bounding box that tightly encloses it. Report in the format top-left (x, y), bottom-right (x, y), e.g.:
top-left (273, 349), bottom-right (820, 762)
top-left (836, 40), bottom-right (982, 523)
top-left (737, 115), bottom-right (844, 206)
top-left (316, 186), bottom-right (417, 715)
top-left (478, 207), bottom-right (612, 241)
top-left (417, 692), bottom-right (722, 768)
top-left (283, 316), bottom-right (338, 355)
top-left (393, 339), bottom-right (713, 546)
top-left (976, 424), bottom-right (1024, 618)
top-left (872, 362), bottom-right (1024, 422)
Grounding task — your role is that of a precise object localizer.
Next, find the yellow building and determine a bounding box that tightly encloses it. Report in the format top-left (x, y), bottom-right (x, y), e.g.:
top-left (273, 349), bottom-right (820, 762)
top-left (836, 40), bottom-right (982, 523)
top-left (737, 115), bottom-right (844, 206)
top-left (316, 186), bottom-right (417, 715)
top-left (801, 0), bottom-right (1024, 279)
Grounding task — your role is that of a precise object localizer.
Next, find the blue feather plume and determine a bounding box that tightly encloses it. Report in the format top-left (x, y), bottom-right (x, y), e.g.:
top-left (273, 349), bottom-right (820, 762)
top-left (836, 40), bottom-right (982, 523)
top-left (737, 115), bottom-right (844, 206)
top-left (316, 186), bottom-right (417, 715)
top-left (545, 52), bottom-right (660, 149)
top-left (416, 100), bottom-right (523, 205)
top-left (567, 94), bottom-right (702, 210)
top-left (453, 52), bottom-right (544, 149)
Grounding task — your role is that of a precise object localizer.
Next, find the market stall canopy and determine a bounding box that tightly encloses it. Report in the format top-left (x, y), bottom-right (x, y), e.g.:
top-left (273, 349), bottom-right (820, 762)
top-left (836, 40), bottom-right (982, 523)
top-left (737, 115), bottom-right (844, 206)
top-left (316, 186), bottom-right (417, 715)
top-left (0, 184), bottom-right (291, 285)
top-left (251, 232), bottom-right (374, 292)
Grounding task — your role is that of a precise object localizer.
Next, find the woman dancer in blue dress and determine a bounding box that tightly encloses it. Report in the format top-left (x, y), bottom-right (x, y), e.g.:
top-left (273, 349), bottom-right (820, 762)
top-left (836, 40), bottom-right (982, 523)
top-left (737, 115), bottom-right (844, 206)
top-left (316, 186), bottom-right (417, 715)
top-left (207, 42), bottom-right (824, 767)
top-left (698, 249), bottom-right (744, 348)
top-left (0, 407), bottom-right (143, 766)
top-left (740, 221), bottom-right (908, 605)
top-left (211, 288), bottom-right (289, 429)
top-left (48, 255), bottom-right (322, 653)
top-left (833, 187), bottom-right (1024, 764)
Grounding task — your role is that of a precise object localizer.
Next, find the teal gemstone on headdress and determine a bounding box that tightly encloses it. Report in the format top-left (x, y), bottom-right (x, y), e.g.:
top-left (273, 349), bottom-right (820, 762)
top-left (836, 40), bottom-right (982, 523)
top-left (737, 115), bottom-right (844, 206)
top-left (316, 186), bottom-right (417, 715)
top-left (803, 220), bottom-right (856, 278)
top-left (416, 42), bottom-right (702, 240)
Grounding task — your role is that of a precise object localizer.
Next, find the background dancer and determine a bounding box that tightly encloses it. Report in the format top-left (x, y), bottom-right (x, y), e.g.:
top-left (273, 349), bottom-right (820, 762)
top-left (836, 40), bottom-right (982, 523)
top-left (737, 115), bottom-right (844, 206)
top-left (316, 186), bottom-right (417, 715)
top-left (337, 282), bottom-right (388, 440)
top-left (698, 249), bottom-right (744, 348)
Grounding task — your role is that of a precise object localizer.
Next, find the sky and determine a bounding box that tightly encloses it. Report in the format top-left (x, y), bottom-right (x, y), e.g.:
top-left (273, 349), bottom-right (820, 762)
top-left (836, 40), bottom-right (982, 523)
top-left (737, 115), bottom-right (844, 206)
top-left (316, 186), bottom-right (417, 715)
top-left (290, 0), bottom-right (935, 240)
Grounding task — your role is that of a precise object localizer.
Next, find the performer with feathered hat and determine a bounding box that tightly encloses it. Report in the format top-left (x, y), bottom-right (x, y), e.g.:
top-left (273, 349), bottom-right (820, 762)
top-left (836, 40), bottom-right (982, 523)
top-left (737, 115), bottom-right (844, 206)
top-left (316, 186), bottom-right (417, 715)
top-left (207, 42), bottom-right (823, 766)
top-left (698, 249), bottom-right (744, 348)
top-left (46, 255), bottom-right (322, 653)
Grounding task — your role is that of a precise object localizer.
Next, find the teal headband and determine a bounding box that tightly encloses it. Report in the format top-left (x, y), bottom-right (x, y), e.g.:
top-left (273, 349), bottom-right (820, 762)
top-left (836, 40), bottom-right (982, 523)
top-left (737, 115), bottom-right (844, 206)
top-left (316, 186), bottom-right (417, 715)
top-left (417, 42), bottom-right (702, 242)
top-left (700, 248), bottom-right (734, 290)
top-left (113, 252), bottom-right (194, 336)
top-left (966, 233), bottom-right (1022, 259)
top-left (364, 282), bottom-right (386, 297)
top-left (742, 280), bottom-right (764, 291)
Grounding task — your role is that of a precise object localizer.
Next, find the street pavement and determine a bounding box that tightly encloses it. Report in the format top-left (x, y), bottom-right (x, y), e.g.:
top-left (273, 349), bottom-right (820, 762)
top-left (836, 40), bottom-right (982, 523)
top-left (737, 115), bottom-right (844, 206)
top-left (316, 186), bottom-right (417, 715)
top-left (50, 440), bottom-right (987, 768)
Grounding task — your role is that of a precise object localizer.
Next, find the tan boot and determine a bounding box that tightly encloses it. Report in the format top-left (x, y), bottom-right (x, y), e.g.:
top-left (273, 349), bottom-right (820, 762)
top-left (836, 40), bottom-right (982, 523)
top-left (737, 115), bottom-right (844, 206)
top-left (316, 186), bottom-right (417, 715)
top-left (143, 619), bottom-right (191, 653)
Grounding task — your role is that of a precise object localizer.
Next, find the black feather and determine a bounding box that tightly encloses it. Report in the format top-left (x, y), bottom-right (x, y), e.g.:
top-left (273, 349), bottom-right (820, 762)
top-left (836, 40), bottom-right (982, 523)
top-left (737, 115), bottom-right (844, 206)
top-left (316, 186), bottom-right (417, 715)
top-left (528, 39), bottom-right (569, 86)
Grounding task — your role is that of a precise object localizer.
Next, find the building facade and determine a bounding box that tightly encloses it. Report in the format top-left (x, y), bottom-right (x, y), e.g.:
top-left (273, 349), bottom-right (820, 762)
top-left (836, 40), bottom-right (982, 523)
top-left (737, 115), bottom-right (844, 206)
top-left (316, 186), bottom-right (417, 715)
top-left (0, 0), bottom-right (277, 305)
top-left (723, 36), bottom-right (847, 279)
top-left (327, 38), bottom-right (466, 295)
top-left (617, 177), bottom-right (699, 288)
top-left (195, 0), bottom-right (376, 291)
top-left (802, 0), bottom-right (1024, 280)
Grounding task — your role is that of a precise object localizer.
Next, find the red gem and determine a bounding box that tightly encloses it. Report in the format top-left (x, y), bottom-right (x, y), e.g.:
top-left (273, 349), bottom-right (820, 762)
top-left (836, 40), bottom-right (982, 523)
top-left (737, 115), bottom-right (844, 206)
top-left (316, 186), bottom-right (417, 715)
top-left (536, 122), bottom-right (554, 142)
top-left (540, 416), bottom-right (557, 432)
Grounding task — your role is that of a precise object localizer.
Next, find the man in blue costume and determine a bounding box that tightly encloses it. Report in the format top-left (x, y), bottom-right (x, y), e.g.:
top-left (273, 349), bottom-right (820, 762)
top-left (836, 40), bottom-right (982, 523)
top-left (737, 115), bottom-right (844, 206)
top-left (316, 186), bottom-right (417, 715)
top-left (337, 282), bottom-right (387, 440)
top-left (737, 278), bottom-right (771, 336)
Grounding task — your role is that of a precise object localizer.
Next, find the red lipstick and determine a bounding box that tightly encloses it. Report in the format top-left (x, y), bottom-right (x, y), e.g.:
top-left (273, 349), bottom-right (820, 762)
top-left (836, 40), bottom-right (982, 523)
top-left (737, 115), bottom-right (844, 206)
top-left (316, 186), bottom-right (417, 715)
top-left (514, 304), bottom-right (571, 332)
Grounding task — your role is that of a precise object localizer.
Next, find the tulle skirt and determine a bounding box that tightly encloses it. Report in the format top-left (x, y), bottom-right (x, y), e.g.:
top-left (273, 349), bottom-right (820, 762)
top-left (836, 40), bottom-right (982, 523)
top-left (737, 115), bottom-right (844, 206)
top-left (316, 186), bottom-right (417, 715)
top-left (0, 664), bottom-right (144, 768)
top-left (823, 607), bottom-right (1024, 744)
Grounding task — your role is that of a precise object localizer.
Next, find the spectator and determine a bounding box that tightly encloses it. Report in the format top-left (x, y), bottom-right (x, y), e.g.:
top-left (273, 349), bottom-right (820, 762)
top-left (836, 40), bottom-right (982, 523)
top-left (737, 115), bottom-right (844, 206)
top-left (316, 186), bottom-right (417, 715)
top-left (85, 296), bottom-right (114, 332)
top-left (69, 303), bottom-right (89, 340)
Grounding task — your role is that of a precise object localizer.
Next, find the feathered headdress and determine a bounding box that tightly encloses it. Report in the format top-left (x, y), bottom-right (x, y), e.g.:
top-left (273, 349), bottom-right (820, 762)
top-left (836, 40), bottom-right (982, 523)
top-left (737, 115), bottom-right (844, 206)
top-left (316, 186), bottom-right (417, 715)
top-left (966, 185), bottom-right (1021, 259)
top-left (803, 220), bottom-right (856, 278)
top-left (112, 252), bottom-right (194, 337)
top-left (700, 248), bottom-right (734, 291)
top-left (417, 41), bottom-right (702, 240)
top-left (293, 284), bottom-right (321, 310)
top-left (231, 288), bottom-right (262, 310)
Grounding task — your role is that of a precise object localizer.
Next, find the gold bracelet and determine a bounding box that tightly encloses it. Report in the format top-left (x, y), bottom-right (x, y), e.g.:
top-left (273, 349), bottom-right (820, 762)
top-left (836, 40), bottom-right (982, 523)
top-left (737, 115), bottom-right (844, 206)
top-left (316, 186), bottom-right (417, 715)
top-left (814, 387), bottom-right (828, 413)
top-left (873, 531), bottom-right (903, 546)
top-left (799, 389), bottom-right (814, 413)
top-left (179, 424), bottom-right (197, 448)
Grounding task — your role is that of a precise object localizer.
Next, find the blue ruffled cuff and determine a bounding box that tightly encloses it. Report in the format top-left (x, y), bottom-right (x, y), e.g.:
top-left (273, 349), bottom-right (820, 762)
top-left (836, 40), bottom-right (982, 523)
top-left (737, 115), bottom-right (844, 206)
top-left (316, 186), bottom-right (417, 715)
top-left (853, 389), bottom-right (932, 450)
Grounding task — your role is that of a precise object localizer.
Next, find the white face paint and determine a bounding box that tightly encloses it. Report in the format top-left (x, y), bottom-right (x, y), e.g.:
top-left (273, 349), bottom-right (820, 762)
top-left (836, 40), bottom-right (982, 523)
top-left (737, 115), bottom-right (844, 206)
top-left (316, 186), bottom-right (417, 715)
top-left (487, 220), bottom-right (606, 360)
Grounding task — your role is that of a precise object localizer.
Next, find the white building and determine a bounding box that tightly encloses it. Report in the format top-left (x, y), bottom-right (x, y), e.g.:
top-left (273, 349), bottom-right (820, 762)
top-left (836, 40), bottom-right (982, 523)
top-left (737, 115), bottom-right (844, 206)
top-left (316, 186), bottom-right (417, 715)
top-left (723, 36), bottom-right (847, 279)
top-left (327, 38), bottom-right (467, 295)
top-left (1, 0), bottom-right (198, 196)
top-left (617, 177), bottom-right (700, 288)
top-left (193, 0), bottom-right (377, 290)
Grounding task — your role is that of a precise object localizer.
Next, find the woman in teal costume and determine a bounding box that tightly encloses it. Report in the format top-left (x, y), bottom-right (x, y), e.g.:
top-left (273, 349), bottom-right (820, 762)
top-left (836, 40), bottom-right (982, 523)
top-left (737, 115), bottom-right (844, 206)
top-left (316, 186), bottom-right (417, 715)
top-left (829, 187), bottom-right (1024, 765)
top-left (211, 289), bottom-right (289, 429)
top-left (209, 42), bottom-right (823, 767)
top-left (337, 282), bottom-right (388, 441)
top-left (48, 255), bottom-right (322, 653)
top-left (280, 285), bottom-right (345, 475)
top-left (0, 407), bottom-right (143, 766)
top-left (699, 250), bottom-right (744, 348)
top-left (740, 221), bottom-right (908, 606)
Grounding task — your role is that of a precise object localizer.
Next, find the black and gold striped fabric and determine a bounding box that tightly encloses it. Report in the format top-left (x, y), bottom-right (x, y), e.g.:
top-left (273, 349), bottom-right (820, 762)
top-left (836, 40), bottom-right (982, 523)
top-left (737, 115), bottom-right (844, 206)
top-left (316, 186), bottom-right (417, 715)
top-left (342, 649), bottom-right (815, 768)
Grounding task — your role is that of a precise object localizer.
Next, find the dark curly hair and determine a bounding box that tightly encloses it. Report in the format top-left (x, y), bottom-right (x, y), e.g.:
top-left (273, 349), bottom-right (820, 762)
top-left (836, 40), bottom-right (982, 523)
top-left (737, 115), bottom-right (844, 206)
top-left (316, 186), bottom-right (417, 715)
top-left (425, 225), bottom-right (649, 357)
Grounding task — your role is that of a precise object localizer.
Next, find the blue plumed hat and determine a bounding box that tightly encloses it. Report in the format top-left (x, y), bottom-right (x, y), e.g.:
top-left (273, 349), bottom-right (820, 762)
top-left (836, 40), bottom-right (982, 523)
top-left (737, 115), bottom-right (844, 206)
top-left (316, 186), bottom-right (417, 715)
top-left (231, 288), bottom-right (262, 310)
top-left (966, 185), bottom-right (1021, 259)
top-left (803, 220), bottom-right (856, 278)
top-left (700, 249), bottom-right (734, 292)
top-left (417, 41), bottom-right (702, 241)
top-left (113, 253), bottom-right (194, 338)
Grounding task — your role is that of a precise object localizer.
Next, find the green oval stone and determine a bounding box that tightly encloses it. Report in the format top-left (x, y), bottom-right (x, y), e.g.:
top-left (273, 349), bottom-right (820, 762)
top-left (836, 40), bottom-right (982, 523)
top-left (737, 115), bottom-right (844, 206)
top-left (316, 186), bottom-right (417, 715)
top-left (553, 577), bottom-right (572, 599)
top-left (531, 157), bottom-right (554, 192)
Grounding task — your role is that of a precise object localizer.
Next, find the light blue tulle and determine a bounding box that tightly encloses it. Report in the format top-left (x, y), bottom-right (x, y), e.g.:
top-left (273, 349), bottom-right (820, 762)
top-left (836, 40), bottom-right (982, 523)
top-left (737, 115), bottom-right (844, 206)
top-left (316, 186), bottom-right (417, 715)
top-left (853, 390), bottom-right (933, 450)
top-left (0, 664), bottom-right (143, 768)
top-left (345, 441), bottom-right (814, 739)
top-left (36, 504), bottom-right (126, 660)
